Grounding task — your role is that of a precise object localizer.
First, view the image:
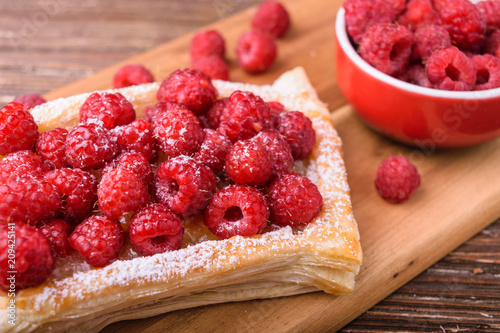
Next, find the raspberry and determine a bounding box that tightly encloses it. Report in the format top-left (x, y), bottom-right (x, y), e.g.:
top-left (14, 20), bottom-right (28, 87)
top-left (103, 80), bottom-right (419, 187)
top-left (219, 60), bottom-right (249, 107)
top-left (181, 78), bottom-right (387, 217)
top-left (412, 25), bottom-right (451, 64)
top-left (79, 92), bottom-right (136, 129)
top-left (98, 168), bottom-right (149, 220)
top-left (0, 150), bottom-right (48, 182)
top-left (206, 97), bottom-right (229, 129)
top-left (485, 30), bottom-right (500, 58)
top-left (157, 68), bottom-right (218, 115)
top-left (0, 102), bottom-right (39, 155)
top-left (0, 176), bottom-right (61, 224)
top-left (477, 0), bottom-right (500, 31)
top-left (113, 64), bottom-right (155, 89)
top-left (471, 54), bottom-right (500, 91)
top-left (375, 155), bottom-right (420, 203)
top-left (13, 93), bottom-right (46, 109)
top-left (269, 172), bottom-right (323, 226)
top-left (191, 56), bottom-right (229, 81)
top-left (36, 127), bottom-right (69, 170)
top-left (425, 46), bottom-right (476, 91)
top-left (276, 110), bottom-right (315, 160)
top-left (204, 184), bottom-right (269, 239)
top-left (153, 107), bottom-right (204, 158)
top-left (250, 129), bottom-right (293, 180)
top-left (129, 203), bottom-right (184, 256)
top-left (44, 168), bottom-right (98, 223)
top-left (155, 156), bottom-right (217, 217)
top-left (236, 30), bottom-right (277, 73)
top-left (65, 122), bottom-right (118, 170)
top-left (225, 139), bottom-right (273, 186)
top-left (110, 118), bottom-right (156, 161)
top-left (38, 219), bottom-right (73, 258)
top-left (359, 23), bottom-right (413, 77)
top-left (397, 0), bottom-right (439, 31)
top-left (194, 128), bottom-right (232, 174)
top-left (434, 0), bottom-right (486, 53)
top-left (69, 215), bottom-right (124, 267)
top-left (144, 101), bottom-right (183, 125)
top-left (251, 1), bottom-right (291, 38)
top-left (190, 30), bottom-right (226, 60)
top-left (343, 0), bottom-right (398, 44)
top-left (0, 222), bottom-right (53, 291)
top-left (102, 152), bottom-right (153, 187)
top-left (218, 90), bottom-right (271, 142)
top-left (267, 101), bottom-right (286, 129)
top-left (403, 65), bottom-right (433, 88)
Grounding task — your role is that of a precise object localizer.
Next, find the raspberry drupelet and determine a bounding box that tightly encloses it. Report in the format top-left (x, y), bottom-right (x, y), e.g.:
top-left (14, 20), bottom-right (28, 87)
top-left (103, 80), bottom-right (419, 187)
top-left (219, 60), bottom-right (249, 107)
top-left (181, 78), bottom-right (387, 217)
top-left (251, 1), bottom-right (291, 38)
top-left (225, 139), bottom-right (273, 186)
top-left (0, 102), bottom-right (39, 155)
top-left (425, 46), bottom-right (476, 91)
top-left (79, 92), bottom-right (136, 129)
top-left (236, 30), bottom-right (277, 73)
top-left (113, 64), bottom-right (155, 89)
top-left (36, 127), bottom-right (69, 170)
top-left (375, 155), bottom-right (420, 203)
top-left (38, 219), bottom-right (74, 258)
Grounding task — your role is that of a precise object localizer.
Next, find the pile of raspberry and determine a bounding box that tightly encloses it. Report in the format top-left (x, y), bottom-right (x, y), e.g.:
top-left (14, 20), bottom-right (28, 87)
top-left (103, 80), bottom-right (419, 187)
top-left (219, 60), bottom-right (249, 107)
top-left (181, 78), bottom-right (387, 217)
top-left (0, 67), bottom-right (323, 293)
top-left (344, 0), bottom-right (500, 91)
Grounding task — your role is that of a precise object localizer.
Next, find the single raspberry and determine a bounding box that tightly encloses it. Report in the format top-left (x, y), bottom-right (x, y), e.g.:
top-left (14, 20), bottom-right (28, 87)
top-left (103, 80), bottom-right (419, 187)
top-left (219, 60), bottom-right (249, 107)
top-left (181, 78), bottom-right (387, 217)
top-left (217, 90), bottom-right (271, 142)
top-left (477, 0), bottom-right (500, 32)
top-left (98, 168), bottom-right (149, 220)
top-left (425, 46), bottom-right (476, 91)
top-left (236, 30), bottom-right (277, 73)
top-left (110, 118), bottom-right (156, 161)
top-left (0, 222), bottom-right (53, 291)
top-left (434, 0), bottom-right (486, 53)
top-left (191, 56), bottom-right (229, 81)
top-left (69, 215), bottom-right (124, 267)
top-left (102, 152), bottom-right (153, 187)
top-left (225, 139), bottom-right (273, 186)
top-left (206, 97), bottom-right (230, 129)
top-left (267, 101), bottom-right (286, 129)
top-left (36, 127), bottom-right (69, 170)
top-left (144, 101), bottom-right (183, 125)
top-left (269, 172), bottom-right (323, 226)
top-left (190, 30), bottom-right (226, 60)
top-left (153, 107), bottom-right (204, 158)
top-left (38, 219), bottom-right (73, 258)
top-left (44, 168), bottom-right (98, 223)
top-left (412, 25), bottom-right (451, 64)
top-left (65, 122), bottom-right (118, 170)
top-left (375, 155), bottom-right (420, 203)
top-left (113, 64), bottom-right (155, 89)
top-left (205, 184), bottom-right (269, 239)
top-left (0, 150), bottom-right (48, 182)
top-left (359, 23), bottom-right (413, 77)
top-left (129, 203), bottom-right (184, 256)
top-left (485, 30), bottom-right (500, 58)
top-left (155, 156), bottom-right (217, 217)
top-left (13, 93), bottom-right (47, 109)
top-left (0, 176), bottom-right (61, 224)
top-left (194, 128), bottom-right (232, 174)
top-left (251, 1), bottom-right (291, 38)
top-left (343, 0), bottom-right (398, 44)
top-left (250, 129), bottom-right (293, 179)
top-left (0, 102), bottom-right (39, 155)
top-left (397, 0), bottom-right (439, 31)
top-left (403, 64), bottom-right (433, 88)
top-left (79, 92), bottom-right (136, 129)
top-left (276, 110), bottom-right (315, 160)
top-left (471, 54), bottom-right (500, 91)
top-left (156, 68), bottom-right (218, 115)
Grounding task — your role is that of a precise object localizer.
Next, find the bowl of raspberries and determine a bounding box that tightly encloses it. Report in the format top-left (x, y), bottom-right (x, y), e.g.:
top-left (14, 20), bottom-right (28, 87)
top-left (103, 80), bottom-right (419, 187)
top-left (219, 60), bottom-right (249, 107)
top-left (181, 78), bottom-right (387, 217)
top-left (335, 0), bottom-right (500, 148)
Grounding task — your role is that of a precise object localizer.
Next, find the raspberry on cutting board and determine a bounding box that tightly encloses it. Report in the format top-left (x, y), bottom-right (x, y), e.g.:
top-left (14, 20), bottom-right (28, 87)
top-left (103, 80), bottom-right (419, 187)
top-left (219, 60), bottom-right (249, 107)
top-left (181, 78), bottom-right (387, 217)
top-left (375, 155), bottom-right (421, 203)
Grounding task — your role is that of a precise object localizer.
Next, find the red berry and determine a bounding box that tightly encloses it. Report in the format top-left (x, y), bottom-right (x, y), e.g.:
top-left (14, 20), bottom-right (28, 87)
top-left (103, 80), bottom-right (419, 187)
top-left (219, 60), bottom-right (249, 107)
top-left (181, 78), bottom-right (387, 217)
top-left (397, 0), bottom-right (439, 31)
top-left (155, 156), bottom-right (217, 217)
top-left (269, 172), bottom-right (323, 226)
top-left (190, 30), bottom-right (226, 60)
top-left (98, 168), bottom-right (149, 220)
top-left (236, 30), bottom-right (277, 73)
top-left (0, 102), bottom-right (39, 155)
top-left (206, 97), bottom-right (230, 129)
top-left (69, 215), bottom-right (124, 267)
top-left (225, 139), bottom-right (273, 186)
top-left (251, 1), bottom-right (291, 38)
top-left (38, 219), bottom-right (73, 258)
top-left (425, 46), bottom-right (476, 91)
top-left (144, 101), bottom-right (183, 125)
top-left (44, 168), bottom-right (98, 223)
top-left (110, 118), bottom-right (156, 161)
top-left (113, 64), bottom-right (154, 89)
top-left (0, 150), bottom-right (48, 182)
top-left (471, 54), bottom-right (500, 91)
top-left (36, 127), bottom-right (69, 170)
top-left (191, 56), bottom-right (229, 81)
top-left (194, 128), bottom-right (232, 175)
top-left (205, 184), bottom-right (269, 239)
top-left (375, 155), bottom-right (420, 203)
top-left (79, 92), bottom-right (136, 129)
top-left (65, 122), bottom-right (118, 170)
top-left (403, 64), bottom-right (433, 88)
top-left (102, 152), bottom-right (153, 187)
top-left (250, 129), bottom-right (293, 179)
top-left (0, 222), bottom-right (53, 291)
top-left (276, 110), bottom-right (315, 160)
top-left (267, 101), bottom-right (286, 129)
top-left (412, 25), bottom-right (451, 64)
top-left (129, 203), bottom-right (184, 256)
top-left (156, 68), bottom-right (218, 115)
top-left (485, 30), bottom-right (500, 58)
top-left (13, 93), bottom-right (46, 109)
top-left (359, 23), bottom-right (413, 76)
top-left (477, 0), bottom-right (500, 32)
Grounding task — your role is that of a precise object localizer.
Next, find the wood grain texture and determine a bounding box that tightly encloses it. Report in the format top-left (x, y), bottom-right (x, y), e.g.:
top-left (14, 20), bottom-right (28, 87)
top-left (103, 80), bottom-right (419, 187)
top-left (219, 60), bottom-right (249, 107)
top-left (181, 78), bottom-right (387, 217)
top-left (1, 0), bottom-right (499, 331)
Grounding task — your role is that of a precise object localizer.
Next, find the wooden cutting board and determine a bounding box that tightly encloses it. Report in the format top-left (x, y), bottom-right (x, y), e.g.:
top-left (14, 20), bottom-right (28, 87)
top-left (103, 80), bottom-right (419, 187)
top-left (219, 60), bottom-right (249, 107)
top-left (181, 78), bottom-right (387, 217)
top-left (40, 0), bottom-right (500, 331)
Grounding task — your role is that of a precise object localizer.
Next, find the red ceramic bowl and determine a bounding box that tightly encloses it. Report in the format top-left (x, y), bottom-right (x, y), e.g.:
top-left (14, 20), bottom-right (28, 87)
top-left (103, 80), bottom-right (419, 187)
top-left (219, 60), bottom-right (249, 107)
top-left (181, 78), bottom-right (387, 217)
top-left (335, 8), bottom-right (500, 148)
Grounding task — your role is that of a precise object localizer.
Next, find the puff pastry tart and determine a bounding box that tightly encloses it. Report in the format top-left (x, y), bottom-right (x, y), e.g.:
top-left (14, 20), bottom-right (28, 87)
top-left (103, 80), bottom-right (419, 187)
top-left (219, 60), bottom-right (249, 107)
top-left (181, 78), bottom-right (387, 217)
top-left (0, 67), bottom-right (362, 332)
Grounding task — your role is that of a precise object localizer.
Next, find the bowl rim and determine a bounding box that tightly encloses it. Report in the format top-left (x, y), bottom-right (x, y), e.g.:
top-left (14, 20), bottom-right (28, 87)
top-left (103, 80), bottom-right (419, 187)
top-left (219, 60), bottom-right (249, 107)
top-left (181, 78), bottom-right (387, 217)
top-left (335, 7), bottom-right (500, 100)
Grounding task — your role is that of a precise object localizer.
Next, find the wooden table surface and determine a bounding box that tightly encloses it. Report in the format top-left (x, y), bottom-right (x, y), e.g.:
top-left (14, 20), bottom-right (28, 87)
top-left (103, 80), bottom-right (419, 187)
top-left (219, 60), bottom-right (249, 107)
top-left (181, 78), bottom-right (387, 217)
top-left (1, 0), bottom-right (499, 331)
